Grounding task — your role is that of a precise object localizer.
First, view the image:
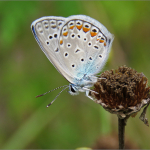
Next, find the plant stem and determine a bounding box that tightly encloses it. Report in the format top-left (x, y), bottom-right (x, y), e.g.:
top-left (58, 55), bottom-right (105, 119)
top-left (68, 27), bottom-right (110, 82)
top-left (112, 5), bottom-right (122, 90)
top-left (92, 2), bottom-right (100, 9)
top-left (118, 117), bottom-right (125, 149)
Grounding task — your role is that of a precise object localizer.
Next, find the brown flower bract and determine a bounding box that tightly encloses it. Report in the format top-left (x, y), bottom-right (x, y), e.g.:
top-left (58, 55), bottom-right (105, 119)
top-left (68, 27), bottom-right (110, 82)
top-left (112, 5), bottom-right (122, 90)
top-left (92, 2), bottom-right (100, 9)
top-left (92, 66), bottom-right (150, 110)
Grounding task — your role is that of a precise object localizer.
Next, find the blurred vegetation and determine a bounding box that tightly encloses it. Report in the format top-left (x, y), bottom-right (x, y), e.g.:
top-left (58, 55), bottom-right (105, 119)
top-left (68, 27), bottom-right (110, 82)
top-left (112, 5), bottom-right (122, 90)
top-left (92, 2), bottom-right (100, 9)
top-left (0, 1), bottom-right (150, 149)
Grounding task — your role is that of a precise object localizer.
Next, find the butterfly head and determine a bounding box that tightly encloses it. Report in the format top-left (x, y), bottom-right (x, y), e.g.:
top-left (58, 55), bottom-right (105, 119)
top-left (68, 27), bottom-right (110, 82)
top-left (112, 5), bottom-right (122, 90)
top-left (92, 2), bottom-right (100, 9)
top-left (68, 74), bottom-right (98, 95)
top-left (68, 84), bottom-right (79, 95)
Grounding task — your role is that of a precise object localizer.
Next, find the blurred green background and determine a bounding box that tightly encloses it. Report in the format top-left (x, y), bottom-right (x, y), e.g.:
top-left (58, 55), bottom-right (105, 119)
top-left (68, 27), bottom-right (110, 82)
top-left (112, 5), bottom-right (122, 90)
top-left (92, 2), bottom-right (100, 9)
top-left (0, 1), bottom-right (150, 149)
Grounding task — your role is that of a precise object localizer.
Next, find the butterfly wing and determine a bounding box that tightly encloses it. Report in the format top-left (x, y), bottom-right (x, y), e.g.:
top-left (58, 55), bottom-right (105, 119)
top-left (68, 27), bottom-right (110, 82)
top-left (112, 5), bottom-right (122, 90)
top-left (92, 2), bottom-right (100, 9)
top-left (57, 15), bottom-right (114, 81)
top-left (31, 15), bottom-right (114, 86)
top-left (31, 16), bottom-right (75, 83)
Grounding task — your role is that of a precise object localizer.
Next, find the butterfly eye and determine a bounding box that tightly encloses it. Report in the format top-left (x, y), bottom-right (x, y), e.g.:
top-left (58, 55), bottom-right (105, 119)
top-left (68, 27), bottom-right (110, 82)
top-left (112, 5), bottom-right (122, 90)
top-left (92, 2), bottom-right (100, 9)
top-left (70, 85), bottom-right (76, 93)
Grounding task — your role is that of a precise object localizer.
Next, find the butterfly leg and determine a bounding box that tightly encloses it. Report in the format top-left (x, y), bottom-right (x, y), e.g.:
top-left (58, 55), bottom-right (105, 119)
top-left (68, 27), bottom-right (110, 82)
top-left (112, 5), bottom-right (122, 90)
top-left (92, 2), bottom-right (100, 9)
top-left (85, 90), bottom-right (96, 102)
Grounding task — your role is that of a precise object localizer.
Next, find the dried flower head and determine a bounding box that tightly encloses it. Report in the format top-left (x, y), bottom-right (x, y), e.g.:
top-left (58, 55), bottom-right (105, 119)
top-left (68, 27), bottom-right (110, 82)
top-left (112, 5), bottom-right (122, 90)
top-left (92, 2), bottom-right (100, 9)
top-left (90, 66), bottom-right (150, 125)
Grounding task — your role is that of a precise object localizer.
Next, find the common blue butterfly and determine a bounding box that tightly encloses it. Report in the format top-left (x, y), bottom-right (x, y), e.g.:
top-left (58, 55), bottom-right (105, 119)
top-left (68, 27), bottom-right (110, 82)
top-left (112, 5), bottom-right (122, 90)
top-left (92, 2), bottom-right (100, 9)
top-left (31, 15), bottom-right (114, 106)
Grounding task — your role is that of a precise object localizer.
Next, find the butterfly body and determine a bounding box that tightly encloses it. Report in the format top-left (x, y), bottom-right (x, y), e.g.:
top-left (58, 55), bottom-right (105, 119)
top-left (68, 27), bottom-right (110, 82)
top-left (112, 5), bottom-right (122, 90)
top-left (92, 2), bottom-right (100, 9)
top-left (31, 15), bottom-right (114, 98)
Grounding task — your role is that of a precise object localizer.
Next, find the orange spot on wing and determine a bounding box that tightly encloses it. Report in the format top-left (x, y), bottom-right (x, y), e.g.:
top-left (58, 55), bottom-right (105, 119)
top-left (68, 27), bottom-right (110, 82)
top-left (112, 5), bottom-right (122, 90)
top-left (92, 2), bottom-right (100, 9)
top-left (60, 40), bottom-right (63, 45)
top-left (97, 38), bottom-right (100, 41)
top-left (63, 32), bottom-right (68, 36)
top-left (90, 32), bottom-right (97, 37)
top-left (69, 25), bottom-right (74, 29)
top-left (83, 27), bottom-right (90, 32)
top-left (99, 40), bottom-right (104, 43)
top-left (76, 25), bottom-right (82, 30)
top-left (104, 42), bottom-right (106, 46)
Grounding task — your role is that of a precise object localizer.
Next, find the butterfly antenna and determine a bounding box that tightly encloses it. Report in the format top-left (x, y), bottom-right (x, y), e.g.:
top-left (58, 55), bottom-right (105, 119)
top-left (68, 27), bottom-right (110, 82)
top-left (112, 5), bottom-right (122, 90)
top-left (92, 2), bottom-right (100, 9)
top-left (36, 85), bottom-right (68, 98)
top-left (46, 85), bottom-right (69, 107)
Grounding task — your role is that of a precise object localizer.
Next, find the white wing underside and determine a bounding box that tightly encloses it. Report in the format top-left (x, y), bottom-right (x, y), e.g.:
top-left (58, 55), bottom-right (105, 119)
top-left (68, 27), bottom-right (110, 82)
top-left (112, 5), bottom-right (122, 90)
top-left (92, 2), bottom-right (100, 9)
top-left (31, 16), bottom-right (74, 83)
top-left (31, 15), bottom-right (114, 85)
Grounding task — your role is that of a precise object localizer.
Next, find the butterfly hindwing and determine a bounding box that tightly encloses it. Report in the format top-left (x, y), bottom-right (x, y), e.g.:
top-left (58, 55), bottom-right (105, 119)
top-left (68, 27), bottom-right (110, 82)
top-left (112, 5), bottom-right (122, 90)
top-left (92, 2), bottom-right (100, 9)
top-left (57, 15), bottom-right (114, 80)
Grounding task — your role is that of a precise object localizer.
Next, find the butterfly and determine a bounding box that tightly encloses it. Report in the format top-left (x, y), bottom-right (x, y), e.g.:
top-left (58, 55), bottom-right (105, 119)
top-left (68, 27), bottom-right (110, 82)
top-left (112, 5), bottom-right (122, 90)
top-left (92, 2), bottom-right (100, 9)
top-left (31, 15), bottom-right (114, 107)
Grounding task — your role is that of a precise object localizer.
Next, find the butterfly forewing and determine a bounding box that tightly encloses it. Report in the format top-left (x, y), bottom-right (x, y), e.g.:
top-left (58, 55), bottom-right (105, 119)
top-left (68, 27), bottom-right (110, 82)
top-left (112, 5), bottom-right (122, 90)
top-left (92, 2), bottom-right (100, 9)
top-left (31, 16), bottom-right (75, 82)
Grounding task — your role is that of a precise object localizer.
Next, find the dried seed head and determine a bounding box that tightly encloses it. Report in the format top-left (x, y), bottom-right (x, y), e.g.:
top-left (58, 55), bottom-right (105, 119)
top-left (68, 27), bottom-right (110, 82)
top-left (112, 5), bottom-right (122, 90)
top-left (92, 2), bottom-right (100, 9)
top-left (90, 66), bottom-right (150, 121)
